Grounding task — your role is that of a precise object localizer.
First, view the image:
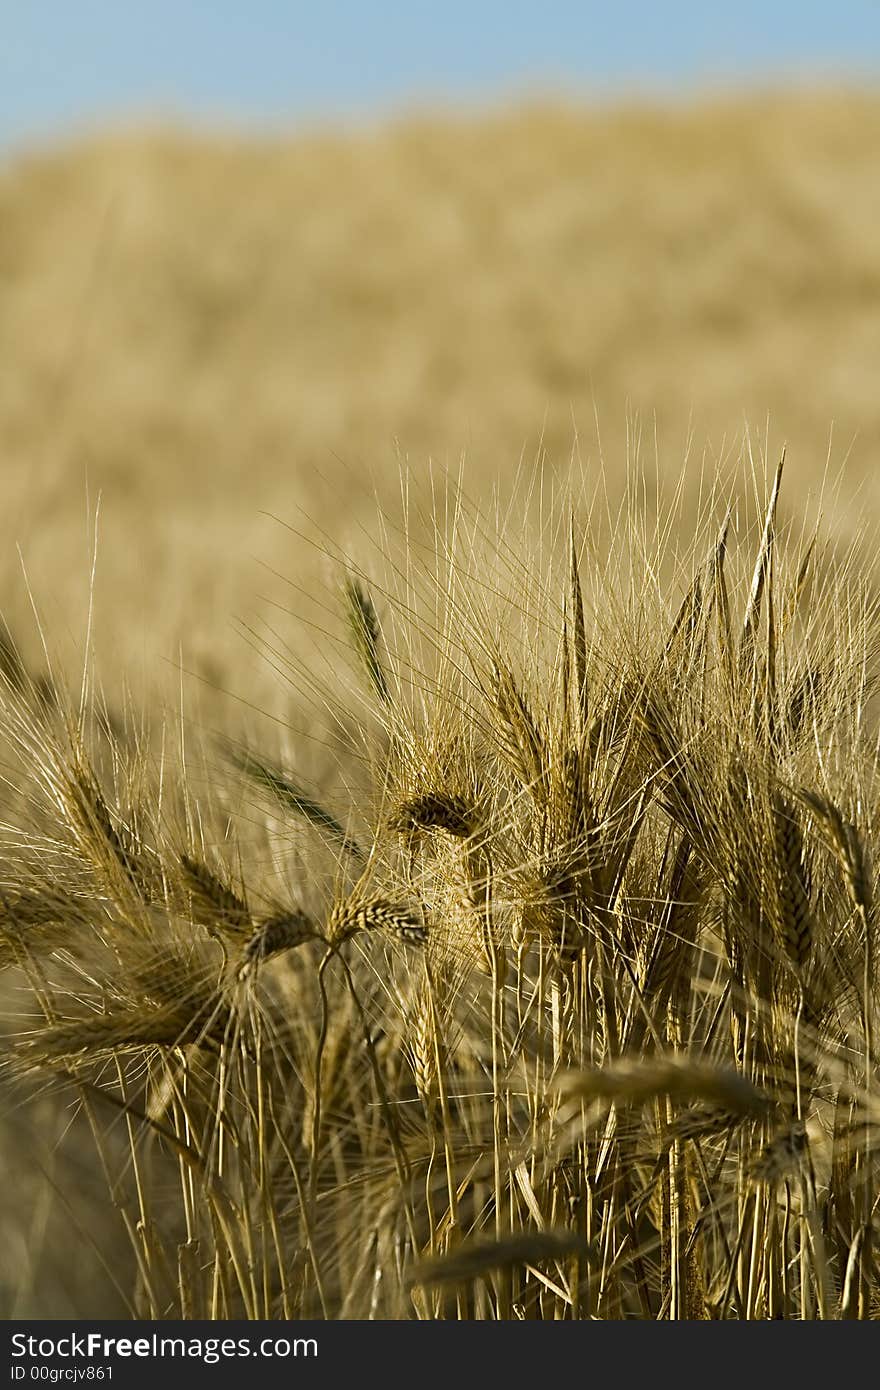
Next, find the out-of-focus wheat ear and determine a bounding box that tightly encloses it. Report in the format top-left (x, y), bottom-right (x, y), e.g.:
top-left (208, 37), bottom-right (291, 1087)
top-left (0, 622), bottom-right (28, 696)
top-left (0, 623), bottom-right (58, 715)
top-left (17, 993), bottom-right (227, 1063)
top-left (840, 1227), bottom-right (872, 1320)
top-left (0, 888), bottom-right (86, 970)
top-left (179, 853), bottom-right (251, 934)
top-left (343, 574), bottom-right (391, 705)
top-left (240, 909), bottom-right (320, 975)
top-left (740, 453), bottom-right (784, 674)
top-left (569, 513), bottom-right (588, 731)
top-left (663, 1103), bottom-right (760, 1151)
top-left (33, 673), bottom-right (59, 714)
top-left (799, 787), bottom-right (848, 854)
top-left (750, 1119), bottom-right (808, 1187)
top-left (229, 747), bottom-right (365, 862)
top-left (842, 821), bottom-right (873, 923)
top-left (772, 796), bottom-right (814, 970)
top-left (557, 1059), bottom-right (771, 1116)
top-left (799, 789), bottom-right (873, 921)
top-left (406, 1230), bottom-right (593, 1290)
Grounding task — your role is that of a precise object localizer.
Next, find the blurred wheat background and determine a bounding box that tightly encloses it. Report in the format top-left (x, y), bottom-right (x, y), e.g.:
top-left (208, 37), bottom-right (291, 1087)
top-left (3, 90), bottom-right (880, 715)
top-left (3, 3), bottom-right (880, 1323)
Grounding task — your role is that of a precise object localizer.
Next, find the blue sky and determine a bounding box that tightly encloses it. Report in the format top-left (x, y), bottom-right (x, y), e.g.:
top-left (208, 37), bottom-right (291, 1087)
top-left (3, 2), bottom-right (879, 150)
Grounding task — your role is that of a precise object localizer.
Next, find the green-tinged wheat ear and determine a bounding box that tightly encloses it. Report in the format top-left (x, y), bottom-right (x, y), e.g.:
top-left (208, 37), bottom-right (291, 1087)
top-left (229, 747), bottom-right (365, 861)
top-left (389, 792), bottom-right (478, 838)
top-left (773, 796), bottom-right (814, 969)
top-left (343, 574), bottom-right (391, 705)
top-left (179, 853), bottom-right (251, 933)
top-left (241, 909), bottom-right (320, 973)
top-left (327, 896), bottom-right (427, 947)
top-left (407, 1230), bottom-right (593, 1289)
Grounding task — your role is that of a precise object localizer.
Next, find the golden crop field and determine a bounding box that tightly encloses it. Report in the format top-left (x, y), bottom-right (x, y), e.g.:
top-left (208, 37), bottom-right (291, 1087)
top-left (2, 89), bottom-right (879, 709)
top-left (2, 88), bottom-right (880, 1319)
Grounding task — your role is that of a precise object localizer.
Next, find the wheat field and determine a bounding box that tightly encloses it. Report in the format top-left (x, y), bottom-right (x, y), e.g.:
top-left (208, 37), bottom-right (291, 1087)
top-left (2, 89), bottom-right (880, 1319)
top-left (3, 88), bottom-right (880, 710)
